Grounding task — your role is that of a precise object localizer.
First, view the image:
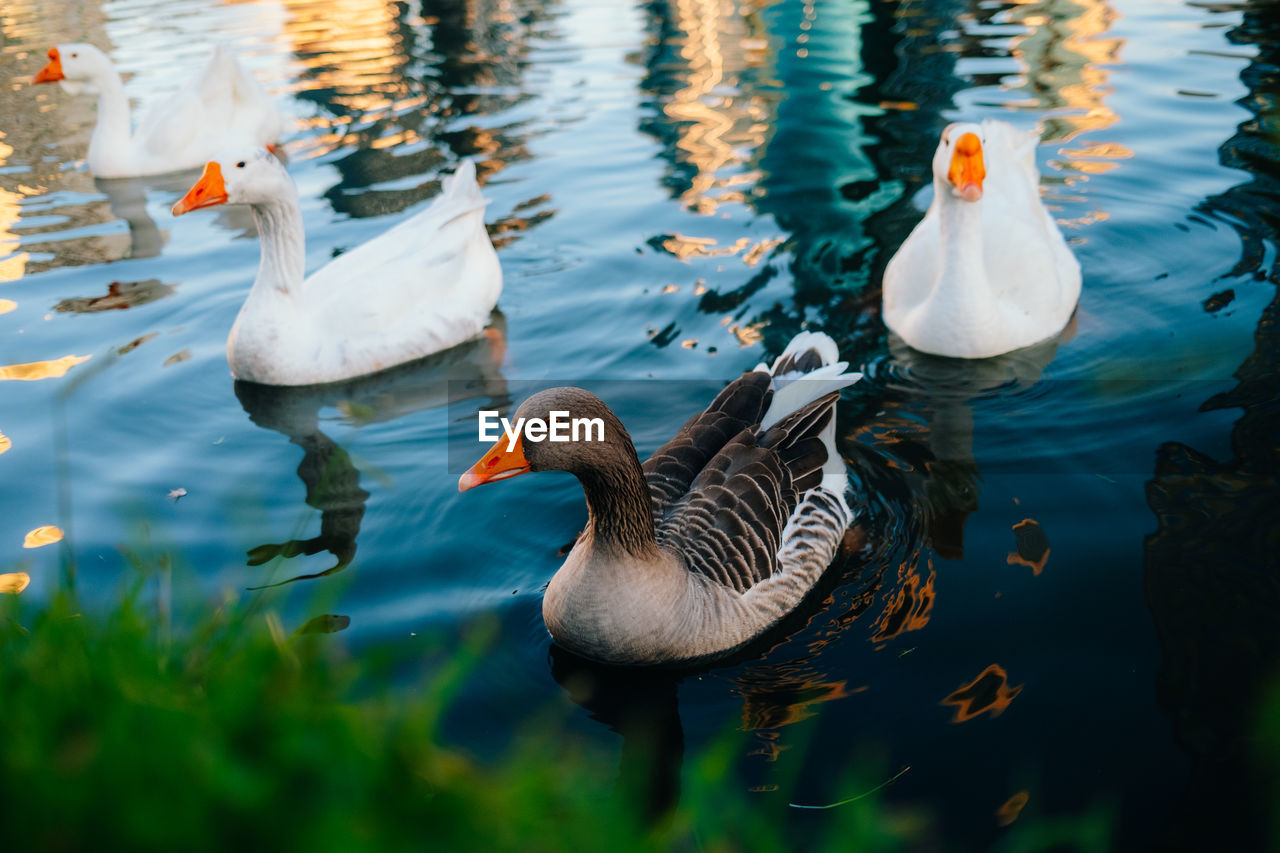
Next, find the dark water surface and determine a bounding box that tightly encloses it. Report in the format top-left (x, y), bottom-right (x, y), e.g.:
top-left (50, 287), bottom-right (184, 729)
top-left (2, 0), bottom-right (1278, 848)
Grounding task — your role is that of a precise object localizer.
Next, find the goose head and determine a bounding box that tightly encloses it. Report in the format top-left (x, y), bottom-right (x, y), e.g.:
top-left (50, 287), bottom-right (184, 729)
top-left (172, 147), bottom-right (292, 215)
top-left (934, 122), bottom-right (987, 203)
top-left (458, 388), bottom-right (634, 492)
top-left (33, 44), bottom-right (113, 96)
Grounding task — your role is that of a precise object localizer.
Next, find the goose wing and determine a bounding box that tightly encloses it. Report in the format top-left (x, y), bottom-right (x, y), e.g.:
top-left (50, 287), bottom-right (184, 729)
top-left (655, 393), bottom-right (837, 593)
top-left (640, 370), bottom-right (773, 526)
top-left (137, 46), bottom-right (279, 162)
top-left (305, 161), bottom-right (496, 342)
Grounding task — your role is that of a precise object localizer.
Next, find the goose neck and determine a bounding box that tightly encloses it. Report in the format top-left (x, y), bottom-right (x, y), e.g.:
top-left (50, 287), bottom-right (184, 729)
top-left (249, 197), bottom-right (306, 296)
top-left (575, 449), bottom-right (659, 560)
top-left (88, 70), bottom-right (133, 161)
top-left (931, 178), bottom-right (998, 308)
top-left (935, 183), bottom-right (989, 284)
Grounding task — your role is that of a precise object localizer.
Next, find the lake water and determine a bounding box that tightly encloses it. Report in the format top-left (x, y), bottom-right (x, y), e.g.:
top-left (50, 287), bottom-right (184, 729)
top-left (2, 0), bottom-right (1277, 848)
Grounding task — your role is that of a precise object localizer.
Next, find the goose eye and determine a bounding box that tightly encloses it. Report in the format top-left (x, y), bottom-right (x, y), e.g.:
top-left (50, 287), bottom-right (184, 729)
top-left (236, 161), bottom-right (246, 169)
top-left (71, 52), bottom-right (78, 58)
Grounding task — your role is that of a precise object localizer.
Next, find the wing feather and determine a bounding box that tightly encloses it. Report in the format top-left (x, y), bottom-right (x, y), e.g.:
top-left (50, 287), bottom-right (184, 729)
top-left (641, 370), bottom-right (772, 523)
top-left (656, 392), bottom-right (838, 592)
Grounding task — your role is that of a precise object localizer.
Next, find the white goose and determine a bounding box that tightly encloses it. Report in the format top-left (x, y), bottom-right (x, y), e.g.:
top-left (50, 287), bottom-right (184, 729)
top-left (172, 147), bottom-right (503, 386)
top-left (883, 119), bottom-right (1081, 359)
top-left (33, 43), bottom-right (282, 179)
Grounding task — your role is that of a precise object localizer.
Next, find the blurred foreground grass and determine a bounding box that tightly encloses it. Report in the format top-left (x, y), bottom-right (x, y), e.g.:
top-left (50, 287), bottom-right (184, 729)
top-left (0, 578), bottom-right (918, 852)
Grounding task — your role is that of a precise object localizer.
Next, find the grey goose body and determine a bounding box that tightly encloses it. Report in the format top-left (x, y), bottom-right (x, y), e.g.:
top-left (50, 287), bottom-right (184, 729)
top-left (459, 331), bottom-right (861, 665)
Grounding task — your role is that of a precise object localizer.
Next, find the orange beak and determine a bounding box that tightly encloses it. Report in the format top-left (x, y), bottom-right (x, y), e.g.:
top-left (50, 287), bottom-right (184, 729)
top-left (947, 132), bottom-right (985, 202)
top-left (33, 47), bottom-right (64, 84)
top-left (172, 162), bottom-right (228, 216)
top-left (458, 434), bottom-right (530, 492)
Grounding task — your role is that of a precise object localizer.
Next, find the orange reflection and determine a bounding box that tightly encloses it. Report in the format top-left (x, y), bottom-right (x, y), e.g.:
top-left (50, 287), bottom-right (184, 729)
top-left (0, 354), bottom-right (91, 381)
top-left (266, 0), bottom-right (414, 159)
top-left (871, 558), bottom-right (936, 644)
top-left (728, 321), bottom-right (764, 347)
top-left (0, 137), bottom-right (29, 283)
top-left (0, 572), bottom-right (30, 594)
top-left (23, 525), bottom-right (63, 548)
top-left (941, 663), bottom-right (1023, 722)
top-left (0, 298), bottom-right (15, 314)
top-left (1005, 0), bottom-right (1124, 141)
top-left (1007, 518), bottom-right (1050, 575)
top-left (996, 790), bottom-right (1030, 826)
top-left (0, 430), bottom-right (9, 455)
top-left (740, 674), bottom-right (856, 733)
top-left (645, 0), bottom-right (777, 214)
top-left (653, 232), bottom-right (782, 265)
top-left (1001, 0), bottom-right (1127, 196)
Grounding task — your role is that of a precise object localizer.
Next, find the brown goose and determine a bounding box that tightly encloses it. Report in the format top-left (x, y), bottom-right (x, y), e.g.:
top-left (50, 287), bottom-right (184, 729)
top-left (458, 331), bottom-right (861, 665)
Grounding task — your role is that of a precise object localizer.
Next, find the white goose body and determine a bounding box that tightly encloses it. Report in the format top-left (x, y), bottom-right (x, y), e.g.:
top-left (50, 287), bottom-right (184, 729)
top-left (883, 119), bottom-right (1081, 359)
top-left (173, 148), bottom-right (502, 386)
top-left (460, 331), bottom-right (860, 666)
top-left (34, 43), bottom-right (282, 179)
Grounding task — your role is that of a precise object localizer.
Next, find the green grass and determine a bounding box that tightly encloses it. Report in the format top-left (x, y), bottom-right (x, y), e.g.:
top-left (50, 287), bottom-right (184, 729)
top-left (0, 579), bottom-right (921, 852)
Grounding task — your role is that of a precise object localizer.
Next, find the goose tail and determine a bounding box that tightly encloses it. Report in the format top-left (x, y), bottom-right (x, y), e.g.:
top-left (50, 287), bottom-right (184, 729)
top-left (755, 331), bottom-right (859, 495)
top-left (431, 159), bottom-right (488, 223)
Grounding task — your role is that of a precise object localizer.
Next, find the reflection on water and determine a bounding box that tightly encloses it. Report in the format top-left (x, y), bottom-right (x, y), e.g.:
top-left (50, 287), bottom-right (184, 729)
top-left (238, 318), bottom-right (508, 589)
top-left (735, 659), bottom-right (859, 734)
top-left (0, 572), bottom-right (32, 593)
top-left (995, 790), bottom-right (1029, 826)
top-left (869, 557), bottom-right (935, 644)
top-left (550, 645), bottom-right (685, 820)
top-left (277, 0), bottom-right (555, 223)
top-left (941, 663), bottom-right (1023, 723)
top-left (637, 0), bottom-right (777, 215)
top-left (856, 329), bottom-right (1068, 575)
top-left (1143, 3), bottom-right (1280, 849)
top-left (53, 278), bottom-right (176, 313)
top-left (0, 353), bottom-right (92, 381)
top-left (22, 525), bottom-right (64, 548)
top-left (1007, 518), bottom-right (1050, 575)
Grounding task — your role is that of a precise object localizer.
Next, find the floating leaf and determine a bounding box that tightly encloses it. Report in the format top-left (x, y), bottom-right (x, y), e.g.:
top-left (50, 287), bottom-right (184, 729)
top-left (163, 349), bottom-right (191, 367)
top-left (0, 354), bottom-right (91, 381)
top-left (295, 614), bottom-right (351, 635)
top-left (0, 430), bottom-right (10, 455)
top-left (0, 572), bottom-right (30, 594)
top-left (23, 525), bottom-right (63, 548)
top-left (168, 488), bottom-right (187, 501)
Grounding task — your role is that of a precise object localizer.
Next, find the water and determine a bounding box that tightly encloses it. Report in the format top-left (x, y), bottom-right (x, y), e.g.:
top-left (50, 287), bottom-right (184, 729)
top-left (2, 0), bottom-right (1277, 847)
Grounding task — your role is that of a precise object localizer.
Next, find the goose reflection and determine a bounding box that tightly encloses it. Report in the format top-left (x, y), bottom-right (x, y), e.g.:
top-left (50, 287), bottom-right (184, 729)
top-left (875, 320), bottom-right (1074, 560)
top-left (235, 316), bottom-right (508, 587)
top-left (94, 172), bottom-right (258, 259)
top-left (549, 646), bottom-right (685, 821)
top-left (547, 529), bottom-right (873, 820)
